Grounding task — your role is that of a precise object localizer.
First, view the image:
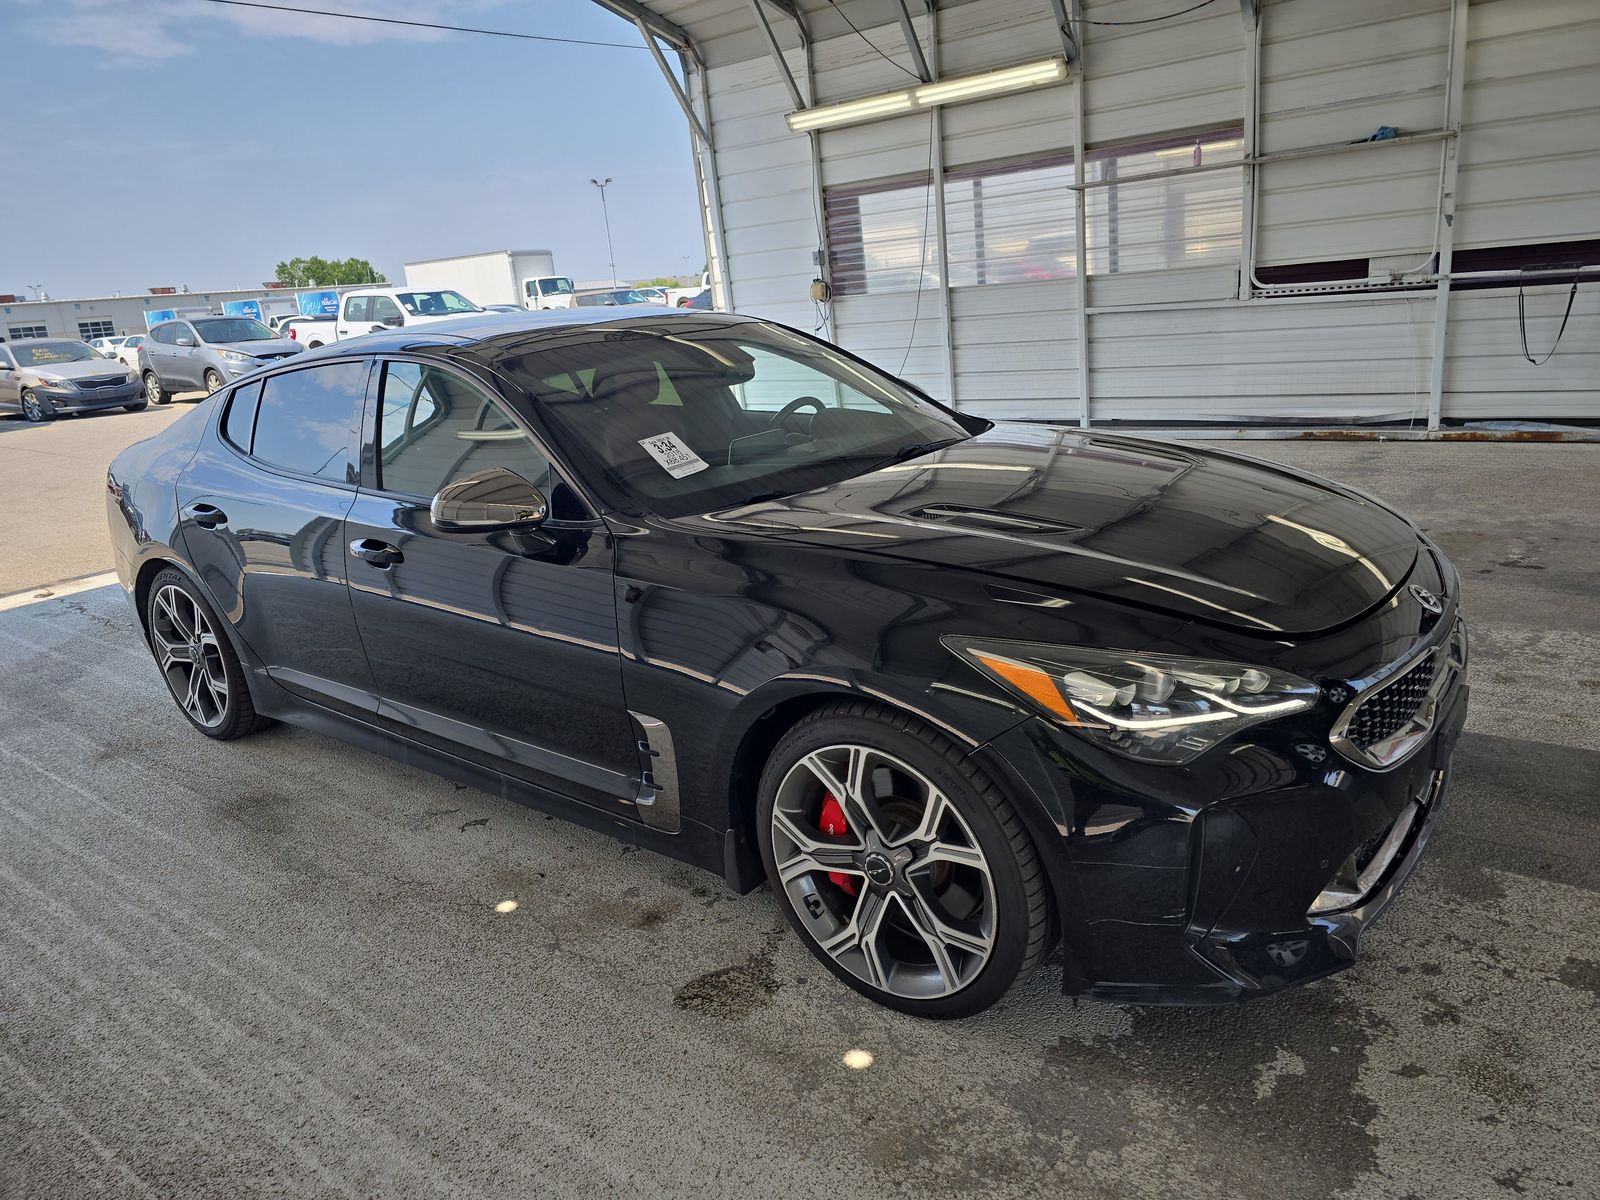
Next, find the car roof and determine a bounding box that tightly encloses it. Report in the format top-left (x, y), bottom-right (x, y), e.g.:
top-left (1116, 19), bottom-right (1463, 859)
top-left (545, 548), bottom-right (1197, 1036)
top-left (292, 307), bottom-right (752, 363)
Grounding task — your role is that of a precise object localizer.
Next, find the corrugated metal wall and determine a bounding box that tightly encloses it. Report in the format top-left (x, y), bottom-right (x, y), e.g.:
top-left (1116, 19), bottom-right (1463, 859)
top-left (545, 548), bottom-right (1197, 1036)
top-left (652, 0), bottom-right (1598, 425)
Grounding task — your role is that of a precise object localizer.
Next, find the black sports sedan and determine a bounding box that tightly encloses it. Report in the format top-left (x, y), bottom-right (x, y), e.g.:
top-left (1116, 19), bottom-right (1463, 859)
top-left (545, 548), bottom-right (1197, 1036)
top-left (106, 310), bottom-right (1468, 1017)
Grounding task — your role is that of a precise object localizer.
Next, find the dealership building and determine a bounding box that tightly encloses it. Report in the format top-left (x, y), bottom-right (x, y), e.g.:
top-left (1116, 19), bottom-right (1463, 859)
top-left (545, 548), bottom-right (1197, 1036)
top-left (0, 285), bottom-right (365, 343)
top-left (596, 0), bottom-right (1597, 429)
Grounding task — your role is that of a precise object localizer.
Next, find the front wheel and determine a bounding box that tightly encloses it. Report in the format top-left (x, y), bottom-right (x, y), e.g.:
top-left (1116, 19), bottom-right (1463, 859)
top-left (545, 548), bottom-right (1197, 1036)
top-left (123, 401), bottom-right (148, 413)
top-left (143, 372), bottom-right (170, 405)
top-left (203, 369), bottom-right (224, 394)
top-left (757, 701), bottom-right (1052, 1018)
top-left (145, 568), bottom-right (268, 740)
top-left (20, 390), bottom-right (51, 423)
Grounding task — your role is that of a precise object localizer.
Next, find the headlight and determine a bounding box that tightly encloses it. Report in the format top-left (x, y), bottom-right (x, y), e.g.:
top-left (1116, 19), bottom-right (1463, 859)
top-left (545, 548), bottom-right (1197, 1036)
top-left (39, 376), bottom-right (78, 391)
top-left (124, 370), bottom-right (138, 383)
top-left (217, 349), bottom-right (255, 364)
top-left (945, 637), bottom-right (1321, 764)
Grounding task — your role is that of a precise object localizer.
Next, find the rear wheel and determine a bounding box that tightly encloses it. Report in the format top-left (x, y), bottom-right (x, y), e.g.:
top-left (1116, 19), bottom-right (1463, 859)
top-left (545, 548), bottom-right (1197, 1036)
top-left (145, 568), bottom-right (268, 740)
top-left (756, 701), bottom-right (1052, 1018)
top-left (204, 369), bottom-right (224, 394)
top-left (143, 372), bottom-right (170, 405)
top-left (20, 390), bottom-right (50, 423)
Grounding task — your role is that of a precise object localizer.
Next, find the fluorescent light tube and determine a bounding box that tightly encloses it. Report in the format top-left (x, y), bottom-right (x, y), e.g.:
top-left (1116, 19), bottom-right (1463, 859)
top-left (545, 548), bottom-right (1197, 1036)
top-left (913, 58), bottom-right (1066, 105)
top-left (785, 56), bottom-right (1067, 133)
top-left (787, 90), bottom-right (915, 132)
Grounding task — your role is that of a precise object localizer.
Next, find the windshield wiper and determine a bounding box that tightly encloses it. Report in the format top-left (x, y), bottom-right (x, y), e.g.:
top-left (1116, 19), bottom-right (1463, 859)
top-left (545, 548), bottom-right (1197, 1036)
top-left (714, 489), bottom-right (794, 511)
top-left (866, 436), bottom-right (967, 471)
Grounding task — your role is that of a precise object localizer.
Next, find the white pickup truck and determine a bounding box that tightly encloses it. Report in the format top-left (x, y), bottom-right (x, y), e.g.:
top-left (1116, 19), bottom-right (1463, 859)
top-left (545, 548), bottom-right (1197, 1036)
top-left (664, 272), bottom-right (712, 308)
top-left (284, 287), bottom-right (488, 348)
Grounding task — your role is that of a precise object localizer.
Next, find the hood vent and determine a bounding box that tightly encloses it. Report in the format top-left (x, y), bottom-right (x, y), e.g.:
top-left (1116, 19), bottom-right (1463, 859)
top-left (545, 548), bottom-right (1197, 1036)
top-left (905, 503), bottom-right (1084, 537)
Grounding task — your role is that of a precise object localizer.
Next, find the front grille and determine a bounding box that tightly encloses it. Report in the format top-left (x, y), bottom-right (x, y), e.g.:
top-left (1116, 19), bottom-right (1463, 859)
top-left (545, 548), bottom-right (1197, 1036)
top-left (1348, 653), bottom-right (1436, 750)
top-left (77, 375), bottom-right (127, 389)
top-left (255, 351), bottom-right (295, 361)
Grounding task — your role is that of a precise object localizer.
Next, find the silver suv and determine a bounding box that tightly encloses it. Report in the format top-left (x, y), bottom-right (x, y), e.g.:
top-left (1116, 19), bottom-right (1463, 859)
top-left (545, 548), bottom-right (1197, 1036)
top-left (137, 316), bottom-right (303, 403)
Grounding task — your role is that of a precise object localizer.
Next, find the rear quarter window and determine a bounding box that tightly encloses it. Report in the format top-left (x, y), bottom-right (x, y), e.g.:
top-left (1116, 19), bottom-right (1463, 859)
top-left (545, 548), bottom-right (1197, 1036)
top-left (249, 361), bottom-right (367, 483)
top-left (221, 381), bottom-right (263, 451)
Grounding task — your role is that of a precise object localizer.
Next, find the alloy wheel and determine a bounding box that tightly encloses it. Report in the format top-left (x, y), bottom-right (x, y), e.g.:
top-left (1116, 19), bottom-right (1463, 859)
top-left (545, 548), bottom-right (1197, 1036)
top-left (149, 584), bottom-right (229, 729)
top-left (205, 370), bottom-right (223, 394)
top-left (21, 391), bottom-right (47, 422)
top-left (770, 743), bottom-right (997, 1000)
top-left (144, 373), bottom-right (163, 404)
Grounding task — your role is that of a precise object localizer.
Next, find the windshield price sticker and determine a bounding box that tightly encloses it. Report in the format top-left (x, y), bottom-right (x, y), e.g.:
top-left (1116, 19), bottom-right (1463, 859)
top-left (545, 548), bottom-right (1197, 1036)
top-left (638, 432), bottom-right (709, 479)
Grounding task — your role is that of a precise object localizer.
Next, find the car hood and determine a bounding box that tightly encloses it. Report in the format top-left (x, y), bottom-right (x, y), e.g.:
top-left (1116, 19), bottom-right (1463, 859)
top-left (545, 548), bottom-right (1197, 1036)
top-left (209, 338), bottom-right (302, 356)
top-left (30, 358), bottom-right (133, 380)
top-left (697, 423), bottom-right (1421, 636)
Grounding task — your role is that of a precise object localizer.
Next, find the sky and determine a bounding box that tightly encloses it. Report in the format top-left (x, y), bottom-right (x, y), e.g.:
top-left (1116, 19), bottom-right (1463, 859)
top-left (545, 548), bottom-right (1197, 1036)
top-left (1, 0), bottom-right (707, 299)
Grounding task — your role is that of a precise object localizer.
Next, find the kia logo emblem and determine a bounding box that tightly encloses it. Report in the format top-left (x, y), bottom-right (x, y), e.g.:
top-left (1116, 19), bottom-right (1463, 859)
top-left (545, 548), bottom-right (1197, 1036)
top-left (1408, 584), bottom-right (1443, 614)
top-left (863, 853), bottom-right (895, 888)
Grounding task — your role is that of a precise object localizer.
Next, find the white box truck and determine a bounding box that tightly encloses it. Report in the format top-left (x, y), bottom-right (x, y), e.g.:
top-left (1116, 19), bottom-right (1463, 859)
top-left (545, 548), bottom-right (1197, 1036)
top-left (403, 250), bottom-right (575, 310)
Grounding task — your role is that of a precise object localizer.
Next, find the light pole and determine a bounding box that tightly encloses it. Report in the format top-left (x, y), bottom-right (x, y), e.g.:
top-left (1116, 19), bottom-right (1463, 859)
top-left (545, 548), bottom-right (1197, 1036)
top-left (28, 283), bottom-right (44, 301)
top-left (590, 177), bottom-right (617, 286)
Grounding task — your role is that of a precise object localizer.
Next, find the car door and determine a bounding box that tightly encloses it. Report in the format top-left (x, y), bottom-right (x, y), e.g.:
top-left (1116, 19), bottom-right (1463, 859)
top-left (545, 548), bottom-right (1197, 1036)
top-left (170, 321), bottom-right (203, 388)
top-left (0, 346), bottom-right (19, 409)
top-left (336, 295), bottom-right (374, 341)
top-left (176, 359), bottom-right (378, 716)
top-left (341, 356), bottom-right (641, 814)
top-left (143, 324), bottom-right (174, 380)
top-left (369, 294), bottom-right (405, 331)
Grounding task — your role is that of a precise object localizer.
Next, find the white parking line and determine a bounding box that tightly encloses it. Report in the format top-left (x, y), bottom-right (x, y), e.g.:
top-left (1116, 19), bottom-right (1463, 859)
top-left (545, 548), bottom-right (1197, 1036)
top-left (0, 570), bottom-right (121, 613)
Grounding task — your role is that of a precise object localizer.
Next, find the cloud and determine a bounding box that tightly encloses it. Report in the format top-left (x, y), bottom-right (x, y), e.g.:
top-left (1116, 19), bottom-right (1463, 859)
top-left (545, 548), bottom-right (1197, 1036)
top-left (24, 0), bottom-right (526, 61)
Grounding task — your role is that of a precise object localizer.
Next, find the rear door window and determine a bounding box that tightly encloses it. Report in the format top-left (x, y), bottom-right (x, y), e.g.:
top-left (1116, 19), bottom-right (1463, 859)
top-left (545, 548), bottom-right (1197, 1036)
top-left (343, 296), bottom-right (371, 323)
top-left (249, 361), bottom-right (367, 482)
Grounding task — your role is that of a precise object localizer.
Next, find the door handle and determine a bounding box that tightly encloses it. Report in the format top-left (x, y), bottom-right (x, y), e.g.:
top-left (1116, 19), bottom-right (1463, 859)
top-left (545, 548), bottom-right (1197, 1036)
top-left (182, 502), bottom-right (228, 528)
top-left (349, 538), bottom-right (403, 567)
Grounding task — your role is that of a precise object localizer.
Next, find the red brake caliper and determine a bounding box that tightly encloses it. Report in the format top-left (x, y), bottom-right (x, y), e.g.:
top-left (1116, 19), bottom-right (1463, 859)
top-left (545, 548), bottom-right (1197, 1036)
top-left (818, 794), bottom-right (858, 896)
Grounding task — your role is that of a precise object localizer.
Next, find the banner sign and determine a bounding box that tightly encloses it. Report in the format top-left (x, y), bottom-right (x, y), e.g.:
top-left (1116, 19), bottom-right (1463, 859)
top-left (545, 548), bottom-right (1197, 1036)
top-left (297, 290), bottom-right (339, 317)
top-left (222, 299), bottom-right (263, 320)
top-left (144, 309), bottom-right (177, 329)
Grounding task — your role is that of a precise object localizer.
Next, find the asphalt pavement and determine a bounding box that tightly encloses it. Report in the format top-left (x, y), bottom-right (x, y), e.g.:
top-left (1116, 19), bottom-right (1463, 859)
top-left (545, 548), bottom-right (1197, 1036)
top-left (2, 434), bottom-right (1597, 1199)
top-left (0, 400), bottom-right (195, 594)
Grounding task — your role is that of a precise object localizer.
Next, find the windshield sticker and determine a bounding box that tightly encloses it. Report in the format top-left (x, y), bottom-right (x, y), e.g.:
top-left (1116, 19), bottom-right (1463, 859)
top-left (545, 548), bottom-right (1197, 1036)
top-left (638, 432), bottom-right (709, 479)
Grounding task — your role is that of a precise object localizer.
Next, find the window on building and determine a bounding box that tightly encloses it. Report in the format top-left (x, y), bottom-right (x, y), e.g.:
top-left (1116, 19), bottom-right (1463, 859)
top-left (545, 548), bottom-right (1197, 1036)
top-left (822, 127), bottom-right (1243, 294)
top-left (7, 325), bottom-right (49, 340)
top-left (250, 361), bottom-right (365, 483)
top-left (77, 319), bottom-right (116, 340)
top-left (825, 175), bottom-right (939, 297)
top-left (944, 154), bottom-right (1076, 287)
top-left (1085, 131), bottom-right (1243, 275)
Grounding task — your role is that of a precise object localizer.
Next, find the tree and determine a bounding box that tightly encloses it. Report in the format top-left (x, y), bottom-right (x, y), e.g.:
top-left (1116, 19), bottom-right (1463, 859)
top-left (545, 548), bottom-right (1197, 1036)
top-left (274, 256), bottom-right (386, 287)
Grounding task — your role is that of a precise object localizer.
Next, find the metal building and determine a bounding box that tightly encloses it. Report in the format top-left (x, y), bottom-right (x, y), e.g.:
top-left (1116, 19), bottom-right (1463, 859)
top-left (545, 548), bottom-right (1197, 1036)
top-left (595, 0), bottom-right (1598, 429)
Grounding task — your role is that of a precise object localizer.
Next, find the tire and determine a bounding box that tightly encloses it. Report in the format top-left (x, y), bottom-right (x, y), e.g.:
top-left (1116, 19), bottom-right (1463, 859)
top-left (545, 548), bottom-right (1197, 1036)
top-left (144, 568), bottom-right (269, 740)
top-left (204, 369), bottom-right (224, 394)
top-left (20, 389), bottom-right (51, 423)
top-left (756, 700), bottom-right (1051, 1018)
top-left (123, 402), bottom-right (149, 413)
top-left (143, 372), bottom-right (170, 405)
top-left (306, 340), bottom-right (324, 349)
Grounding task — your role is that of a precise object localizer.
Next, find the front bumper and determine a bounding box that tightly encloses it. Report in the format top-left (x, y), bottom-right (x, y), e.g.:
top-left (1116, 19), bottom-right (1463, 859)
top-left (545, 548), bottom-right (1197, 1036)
top-left (973, 646), bottom-right (1468, 1005)
top-left (38, 380), bottom-right (144, 412)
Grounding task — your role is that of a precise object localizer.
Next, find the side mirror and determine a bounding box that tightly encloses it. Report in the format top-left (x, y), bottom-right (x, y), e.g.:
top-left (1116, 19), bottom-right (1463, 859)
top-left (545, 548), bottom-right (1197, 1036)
top-left (176, 335), bottom-right (195, 347)
top-left (382, 314), bottom-right (404, 327)
top-left (431, 467), bottom-right (547, 531)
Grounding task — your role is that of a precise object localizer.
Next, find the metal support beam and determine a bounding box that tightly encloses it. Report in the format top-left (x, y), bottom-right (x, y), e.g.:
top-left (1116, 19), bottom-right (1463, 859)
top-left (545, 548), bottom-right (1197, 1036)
top-left (748, 0), bottom-right (806, 112)
top-left (1069, 0), bottom-right (1089, 427)
top-left (589, 0), bottom-right (697, 62)
top-left (1427, 0), bottom-right (1469, 431)
top-left (638, 22), bottom-right (713, 152)
top-left (894, 0), bottom-right (933, 82)
top-left (926, 5), bottom-right (956, 408)
top-left (757, 0), bottom-right (808, 30)
top-left (688, 50), bottom-right (735, 314)
top-left (1046, 0), bottom-right (1080, 66)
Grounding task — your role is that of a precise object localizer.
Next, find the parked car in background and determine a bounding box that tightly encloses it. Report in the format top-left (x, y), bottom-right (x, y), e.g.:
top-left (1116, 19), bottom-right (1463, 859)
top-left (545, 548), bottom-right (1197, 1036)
top-left (0, 338), bottom-right (144, 421)
top-left (112, 334), bottom-right (148, 371)
top-left (90, 336), bottom-right (130, 359)
top-left (106, 307), bottom-right (1469, 1017)
top-left (666, 272), bottom-right (712, 307)
top-left (137, 316), bottom-right (302, 403)
top-left (684, 287), bottom-right (713, 310)
top-left (280, 315), bottom-right (335, 348)
top-left (635, 286), bottom-right (670, 305)
top-left (404, 250), bottom-right (575, 310)
top-left (332, 287), bottom-right (485, 341)
top-left (573, 287), bottom-right (660, 307)
top-left (482, 304), bottom-right (524, 313)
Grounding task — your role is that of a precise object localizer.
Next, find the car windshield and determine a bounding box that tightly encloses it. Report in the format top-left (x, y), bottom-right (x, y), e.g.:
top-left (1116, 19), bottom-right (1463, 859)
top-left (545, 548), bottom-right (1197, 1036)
top-left (611, 290), bottom-right (649, 304)
top-left (13, 341), bottom-right (100, 366)
top-left (194, 318), bottom-right (276, 343)
top-left (497, 317), bottom-right (975, 519)
top-left (394, 290), bottom-right (481, 316)
top-left (535, 276), bottom-right (573, 295)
